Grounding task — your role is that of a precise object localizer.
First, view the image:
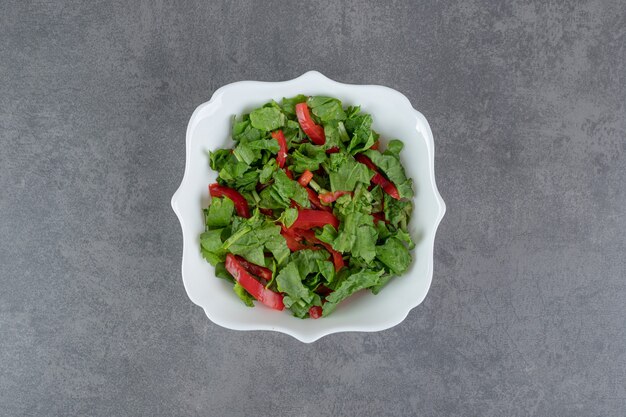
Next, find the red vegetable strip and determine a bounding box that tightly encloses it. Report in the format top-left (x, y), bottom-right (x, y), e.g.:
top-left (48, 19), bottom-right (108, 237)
top-left (319, 190), bottom-right (352, 204)
top-left (292, 229), bottom-right (344, 271)
top-left (291, 228), bottom-right (317, 244)
top-left (354, 154), bottom-right (401, 200)
top-left (259, 208), bottom-right (273, 216)
top-left (372, 175), bottom-right (400, 200)
top-left (290, 209), bottom-right (339, 230)
top-left (372, 212), bottom-right (388, 224)
top-left (328, 248), bottom-right (345, 271)
top-left (309, 306), bottom-right (323, 319)
top-left (325, 146), bottom-right (340, 154)
top-left (282, 232), bottom-right (308, 251)
top-left (256, 182), bottom-right (270, 192)
top-left (295, 102), bottom-right (325, 145)
top-left (305, 188), bottom-right (332, 212)
top-left (316, 285), bottom-right (333, 297)
top-left (234, 255), bottom-right (273, 282)
top-left (271, 130), bottom-right (288, 168)
top-left (225, 254), bottom-right (284, 310)
top-left (280, 226), bottom-right (314, 251)
top-left (209, 183), bottom-right (250, 218)
top-left (284, 168), bottom-right (294, 180)
top-left (370, 140), bottom-right (380, 150)
top-left (297, 170), bottom-right (314, 187)
top-left (354, 153), bottom-right (378, 170)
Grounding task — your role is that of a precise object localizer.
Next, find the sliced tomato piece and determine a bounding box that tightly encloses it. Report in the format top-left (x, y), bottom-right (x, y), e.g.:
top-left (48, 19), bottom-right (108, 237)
top-left (271, 130), bottom-right (288, 168)
top-left (319, 190), bottom-right (352, 204)
top-left (233, 255), bottom-right (273, 282)
top-left (295, 102), bottom-right (325, 145)
top-left (297, 170), bottom-right (314, 187)
top-left (225, 254), bottom-right (284, 310)
top-left (209, 183), bottom-right (250, 218)
top-left (309, 306), bottom-right (323, 319)
top-left (290, 209), bottom-right (339, 230)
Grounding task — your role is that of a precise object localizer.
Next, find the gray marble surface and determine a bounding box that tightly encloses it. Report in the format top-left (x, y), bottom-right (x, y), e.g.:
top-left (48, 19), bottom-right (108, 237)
top-left (2, 1), bottom-right (625, 416)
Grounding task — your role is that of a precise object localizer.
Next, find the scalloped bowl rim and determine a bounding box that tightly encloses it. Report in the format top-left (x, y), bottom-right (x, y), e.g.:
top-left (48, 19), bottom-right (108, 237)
top-left (171, 71), bottom-right (446, 343)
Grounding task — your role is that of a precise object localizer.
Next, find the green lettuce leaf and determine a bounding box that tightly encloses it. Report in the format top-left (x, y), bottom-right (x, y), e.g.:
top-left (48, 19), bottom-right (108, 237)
top-left (218, 158), bottom-right (249, 182)
top-left (345, 113), bottom-right (377, 154)
top-left (326, 153), bottom-right (373, 192)
top-left (200, 228), bottom-right (228, 265)
top-left (232, 119), bottom-right (263, 143)
top-left (385, 139), bottom-right (404, 156)
top-left (307, 96), bottom-right (346, 122)
top-left (281, 95), bottom-right (307, 117)
top-left (214, 262), bottom-right (234, 282)
top-left (259, 169), bottom-right (310, 209)
top-left (259, 159), bottom-right (278, 184)
top-left (276, 262), bottom-right (315, 304)
top-left (233, 139), bottom-right (279, 165)
top-left (222, 216), bottom-right (289, 266)
top-left (363, 149), bottom-right (413, 199)
top-left (233, 283), bottom-right (255, 307)
top-left (375, 237), bottom-right (411, 274)
top-left (383, 193), bottom-right (413, 230)
top-left (204, 197), bottom-right (234, 229)
top-left (277, 207), bottom-right (298, 228)
top-left (249, 107), bottom-right (285, 131)
top-left (209, 149), bottom-right (232, 171)
top-left (322, 269), bottom-right (384, 316)
top-left (290, 143), bottom-right (328, 173)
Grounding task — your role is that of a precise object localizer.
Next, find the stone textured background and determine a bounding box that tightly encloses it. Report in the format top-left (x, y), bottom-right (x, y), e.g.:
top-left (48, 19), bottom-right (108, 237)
top-left (1, 1), bottom-right (625, 416)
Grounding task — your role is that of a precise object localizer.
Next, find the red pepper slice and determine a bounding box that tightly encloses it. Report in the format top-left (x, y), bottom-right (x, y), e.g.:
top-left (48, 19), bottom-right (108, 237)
top-left (297, 170), bottom-right (314, 187)
top-left (372, 212), bottom-right (388, 224)
top-left (259, 207), bottom-right (274, 216)
top-left (354, 153), bottom-right (378, 171)
top-left (282, 231), bottom-right (308, 251)
top-left (295, 102), bottom-right (325, 145)
top-left (305, 187), bottom-right (332, 212)
top-left (328, 247), bottom-right (345, 271)
top-left (291, 228), bottom-right (318, 244)
top-left (284, 168), bottom-right (294, 180)
top-left (309, 306), bottom-right (322, 319)
top-left (225, 254), bottom-right (284, 310)
top-left (271, 130), bottom-right (288, 168)
top-left (325, 146), bottom-right (340, 154)
top-left (370, 140), bottom-right (380, 150)
top-left (290, 209), bottom-right (339, 230)
top-left (319, 190), bottom-right (352, 204)
top-left (354, 154), bottom-right (401, 200)
top-left (209, 183), bottom-right (250, 218)
top-left (280, 226), bottom-right (314, 251)
top-left (316, 285), bottom-right (333, 297)
top-left (234, 255), bottom-right (273, 282)
top-left (373, 175), bottom-right (400, 200)
top-left (292, 229), bottom-right (344, 271)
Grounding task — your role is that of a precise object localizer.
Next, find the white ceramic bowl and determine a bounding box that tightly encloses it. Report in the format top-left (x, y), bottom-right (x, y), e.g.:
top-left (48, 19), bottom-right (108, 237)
top-left (171, 71), bottom-right (445, 342)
